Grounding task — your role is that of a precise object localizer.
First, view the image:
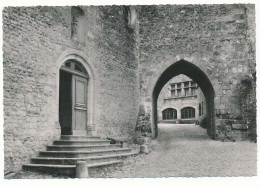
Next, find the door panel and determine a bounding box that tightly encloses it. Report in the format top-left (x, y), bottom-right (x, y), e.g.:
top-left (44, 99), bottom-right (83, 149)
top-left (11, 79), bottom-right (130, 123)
top-left (72, 75), bottom-right (88, 131)
top-left (75, 79), bottom-right (86, 105)
top-left (75, 109), bottom-right (87, 130)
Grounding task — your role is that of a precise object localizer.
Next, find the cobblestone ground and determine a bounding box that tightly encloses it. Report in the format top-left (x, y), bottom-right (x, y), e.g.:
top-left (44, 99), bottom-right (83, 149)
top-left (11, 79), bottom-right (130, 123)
top-left (93, 123), bottom-right (257, 178)
top-left (9, 124), bottom-right (257, 179)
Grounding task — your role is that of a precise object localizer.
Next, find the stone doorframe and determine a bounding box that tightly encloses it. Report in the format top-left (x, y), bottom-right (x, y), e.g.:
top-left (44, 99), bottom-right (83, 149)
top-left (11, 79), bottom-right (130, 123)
top-left (144, 57), bottom-right (216, 139)
top-left (55, 50), bottom-right (98, 135)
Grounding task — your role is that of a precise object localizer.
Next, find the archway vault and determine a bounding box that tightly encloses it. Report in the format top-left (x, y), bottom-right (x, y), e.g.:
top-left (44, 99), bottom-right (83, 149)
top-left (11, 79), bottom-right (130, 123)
top-left (151, 59), bottom-right (215, 139)
top-left (55, 50), bottom-right (98, 135)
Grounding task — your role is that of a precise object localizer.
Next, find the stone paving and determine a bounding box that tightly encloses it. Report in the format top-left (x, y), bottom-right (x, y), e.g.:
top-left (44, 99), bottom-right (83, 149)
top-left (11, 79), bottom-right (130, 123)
top-left (8, 123), bottom-right (257, 178)
top-left (93, 123), bottom-right (257, 178)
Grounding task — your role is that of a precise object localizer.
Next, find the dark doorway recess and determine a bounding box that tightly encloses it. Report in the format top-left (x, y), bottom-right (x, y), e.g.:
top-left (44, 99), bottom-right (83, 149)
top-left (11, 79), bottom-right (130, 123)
top-left (59, 71), bottom-right (73, 135)
top-left (152, 59), bottom-right (215, 138)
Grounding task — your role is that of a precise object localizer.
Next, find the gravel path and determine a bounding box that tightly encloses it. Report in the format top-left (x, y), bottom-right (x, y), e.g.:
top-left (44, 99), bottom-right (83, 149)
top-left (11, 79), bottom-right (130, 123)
top-left (9, 123), bottom-right (257, 178)
top-left (93, 123), bottom-right (257, 178)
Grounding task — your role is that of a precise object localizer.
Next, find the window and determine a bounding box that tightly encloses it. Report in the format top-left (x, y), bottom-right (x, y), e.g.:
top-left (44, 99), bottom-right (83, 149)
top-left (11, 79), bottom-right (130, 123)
top-left (65, 61), bottom-right (71, 68)
top-left (162, 108), bottom-right (177, 120)
top-left (184, 88), bottom-right (189, 96)
top-left (202, 101), bottom-right (204, 115)
top-left (169, 80), bottom-right (197, 98)
top-left (191, 81), bottom-right (196, 87)
top-left (199, 104), bottom-right (201, 116)
top-left (74, 63), bottom-right (83, 72)
top-left (171, 90), bottom-right (176, 97)
top-left (184, 82), bottom-right (189, 88)
top-left (177, 89), bottom-right (181, 96)
top-left (61, 60), bottom-right (89, 77)
top-left (71, 7), bottom-right (85, 42)
top-left (181, 107), bottom-right (195, 119)
top-left (191, 88), bottom-right (196, 95)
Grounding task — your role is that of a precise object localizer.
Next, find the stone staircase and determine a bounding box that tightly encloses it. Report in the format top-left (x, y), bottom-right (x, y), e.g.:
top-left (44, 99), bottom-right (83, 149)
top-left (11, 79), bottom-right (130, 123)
top-left (23, 135), bottom-right (135, 177)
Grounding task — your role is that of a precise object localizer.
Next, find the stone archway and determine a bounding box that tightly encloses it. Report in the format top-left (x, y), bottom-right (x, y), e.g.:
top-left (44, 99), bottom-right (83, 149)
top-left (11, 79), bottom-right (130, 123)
top-left (55, 50), bottom-right (98, 136)
top-left (151, 59), bottom-right (215, 139)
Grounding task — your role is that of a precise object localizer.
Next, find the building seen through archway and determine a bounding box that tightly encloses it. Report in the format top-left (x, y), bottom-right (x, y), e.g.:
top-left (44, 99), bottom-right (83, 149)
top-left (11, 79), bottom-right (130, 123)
top-left (158, 74), bottom-right (206, 125)
top-left (152, 60), bottom-right (215, 138)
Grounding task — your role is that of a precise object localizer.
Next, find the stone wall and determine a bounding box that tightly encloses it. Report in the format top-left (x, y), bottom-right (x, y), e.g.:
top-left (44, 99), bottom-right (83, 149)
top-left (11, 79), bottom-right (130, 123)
top-left (137, 4), bottom-right (256, 141)
top-left (3, 6), bottom-right (139, 175)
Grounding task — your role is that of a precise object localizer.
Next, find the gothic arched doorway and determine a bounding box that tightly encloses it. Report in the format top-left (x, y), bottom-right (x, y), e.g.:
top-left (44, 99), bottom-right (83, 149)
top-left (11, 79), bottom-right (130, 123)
top-left (152, 59), bottom-right (215, 139)
top-left (59, 60), bottom-right (89, 135)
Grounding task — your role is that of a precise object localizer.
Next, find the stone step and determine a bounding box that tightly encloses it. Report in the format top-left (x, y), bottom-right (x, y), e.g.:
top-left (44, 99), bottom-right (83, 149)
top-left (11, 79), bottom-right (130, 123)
top-left (39, 148), bottom-right (131, 158)
top-left (23, 164), bottom-right (75, 177)
top-left (23, 160), bottom-right (122, 177)
top-left (31, 152), bottom-right (134, 165)
top-left (47, 144), bottom-right (121, 151)
top-left (53, 140), bottom-right (111, 146)
top-left (60, 135), bottom-right (102, 141)
top-left (22, 135), bottom-right (134, 177)
top-left (87, 152), bottom-right (134, 164)
top-left (88, 160), bottom-right (123, 168)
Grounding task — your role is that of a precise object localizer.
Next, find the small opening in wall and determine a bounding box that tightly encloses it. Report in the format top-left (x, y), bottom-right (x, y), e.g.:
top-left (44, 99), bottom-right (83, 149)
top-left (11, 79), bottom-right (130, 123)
top-left (71, 6), bottom-right (85, 43)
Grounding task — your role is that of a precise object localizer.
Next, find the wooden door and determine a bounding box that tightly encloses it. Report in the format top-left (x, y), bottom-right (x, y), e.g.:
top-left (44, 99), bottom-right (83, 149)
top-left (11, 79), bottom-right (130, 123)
top-left (72, 75), bottom-right (88, 132)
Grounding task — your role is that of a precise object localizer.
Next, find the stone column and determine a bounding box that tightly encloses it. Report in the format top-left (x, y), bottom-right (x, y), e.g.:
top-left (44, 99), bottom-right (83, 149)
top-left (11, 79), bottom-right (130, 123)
top-left (76, 161), bottom-right (89, 178)
top-left (177, 108), bottom-right (181, 121)
top-left (181, 82), bottom-right (184, 96)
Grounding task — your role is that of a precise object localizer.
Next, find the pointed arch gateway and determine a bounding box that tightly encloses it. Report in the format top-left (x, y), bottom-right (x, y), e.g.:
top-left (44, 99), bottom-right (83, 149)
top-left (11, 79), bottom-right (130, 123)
top-left (56, 51), bottom-right (97, 136)
top-left (152, 59), bottom-right (215, 138)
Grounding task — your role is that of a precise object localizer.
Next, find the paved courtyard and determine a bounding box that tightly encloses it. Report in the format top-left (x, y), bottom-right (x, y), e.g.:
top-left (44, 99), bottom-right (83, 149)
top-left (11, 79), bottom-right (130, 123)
top-left (94, 123), bottom-right (257, 178)
top-left (9, 123), bottom-right (257, 178)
